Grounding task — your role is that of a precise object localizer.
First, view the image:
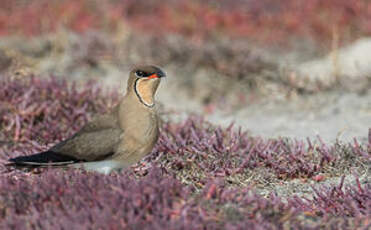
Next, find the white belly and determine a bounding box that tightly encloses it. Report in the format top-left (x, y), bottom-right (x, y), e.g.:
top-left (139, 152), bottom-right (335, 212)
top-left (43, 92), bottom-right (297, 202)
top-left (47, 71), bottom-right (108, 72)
top-left (71, 160), bottom-right (127, 175)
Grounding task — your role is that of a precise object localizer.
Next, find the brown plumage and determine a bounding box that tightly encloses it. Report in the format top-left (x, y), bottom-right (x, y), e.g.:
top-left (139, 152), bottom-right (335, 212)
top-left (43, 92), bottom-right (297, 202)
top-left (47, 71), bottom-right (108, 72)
top-left (8, 65), bottom-right (166, 174)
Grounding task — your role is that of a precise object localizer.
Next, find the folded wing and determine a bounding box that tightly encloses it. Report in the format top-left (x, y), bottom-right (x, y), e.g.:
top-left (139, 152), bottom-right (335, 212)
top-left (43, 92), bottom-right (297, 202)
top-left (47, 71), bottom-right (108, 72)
top-left (8, 106), bottom-right (122, 166)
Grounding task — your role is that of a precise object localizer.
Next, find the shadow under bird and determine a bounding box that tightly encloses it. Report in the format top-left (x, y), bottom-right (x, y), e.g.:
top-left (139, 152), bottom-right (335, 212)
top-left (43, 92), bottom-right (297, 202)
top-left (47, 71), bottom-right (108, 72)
top-left (7, 65), bottom-right (166, 174)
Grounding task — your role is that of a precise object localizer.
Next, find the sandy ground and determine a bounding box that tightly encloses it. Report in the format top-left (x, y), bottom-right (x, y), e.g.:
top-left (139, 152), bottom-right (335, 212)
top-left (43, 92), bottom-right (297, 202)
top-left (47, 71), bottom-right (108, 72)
top-left (203, 92), bottom-right (370, 143)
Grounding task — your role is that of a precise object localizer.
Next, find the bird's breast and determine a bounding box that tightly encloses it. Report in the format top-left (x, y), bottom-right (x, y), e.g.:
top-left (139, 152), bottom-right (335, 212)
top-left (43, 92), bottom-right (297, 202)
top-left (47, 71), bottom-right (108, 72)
top-left (121, 109), bottom-right (158, 139)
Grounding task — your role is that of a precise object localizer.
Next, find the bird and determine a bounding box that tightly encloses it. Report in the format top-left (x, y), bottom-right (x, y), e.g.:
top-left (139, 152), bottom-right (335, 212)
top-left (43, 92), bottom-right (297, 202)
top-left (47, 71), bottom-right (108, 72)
top-left (7, 65), bottom-right (166, 174)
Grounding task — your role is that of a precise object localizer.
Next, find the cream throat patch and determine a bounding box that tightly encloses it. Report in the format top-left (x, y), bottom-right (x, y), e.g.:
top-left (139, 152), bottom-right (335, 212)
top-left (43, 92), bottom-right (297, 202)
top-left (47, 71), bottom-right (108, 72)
top-left (134, 78), bottom-right (155, 107)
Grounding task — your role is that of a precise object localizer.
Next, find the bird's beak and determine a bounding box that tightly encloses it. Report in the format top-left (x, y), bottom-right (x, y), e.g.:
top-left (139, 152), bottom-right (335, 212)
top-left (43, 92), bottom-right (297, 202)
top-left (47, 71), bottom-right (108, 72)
top-left (148, 70), bottom-right (166, 79)
top-left (157, 70), bottom-right (166, 78)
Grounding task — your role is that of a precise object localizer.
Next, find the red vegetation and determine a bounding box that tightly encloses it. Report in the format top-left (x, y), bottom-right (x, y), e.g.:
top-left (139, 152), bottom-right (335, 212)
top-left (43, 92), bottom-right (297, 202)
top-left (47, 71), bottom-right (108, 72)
top-left (0, 75), bottom-right (369, 228)
top-left (0, 76), bottom-right (117, 147)
top-left (0, 0), bottom-right (370, 44)
top-left (0, 168), bottom-right (369, 229)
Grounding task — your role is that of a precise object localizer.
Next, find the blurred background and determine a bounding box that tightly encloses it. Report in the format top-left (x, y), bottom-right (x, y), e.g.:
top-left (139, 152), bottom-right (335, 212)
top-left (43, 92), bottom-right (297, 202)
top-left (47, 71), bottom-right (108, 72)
top-left (0, 0), bottom-right (370, 142)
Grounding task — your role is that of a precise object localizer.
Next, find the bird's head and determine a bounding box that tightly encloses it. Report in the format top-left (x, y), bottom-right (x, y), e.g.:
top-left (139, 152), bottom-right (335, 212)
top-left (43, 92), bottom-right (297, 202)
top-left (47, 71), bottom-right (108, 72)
top-left (127, 65), bottom-right (166, 107)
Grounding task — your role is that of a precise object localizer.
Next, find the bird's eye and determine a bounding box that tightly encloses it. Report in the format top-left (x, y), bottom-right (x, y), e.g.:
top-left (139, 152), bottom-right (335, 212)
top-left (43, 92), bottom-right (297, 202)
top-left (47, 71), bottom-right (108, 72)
top-left (135, 71), bottom-right (145, 77)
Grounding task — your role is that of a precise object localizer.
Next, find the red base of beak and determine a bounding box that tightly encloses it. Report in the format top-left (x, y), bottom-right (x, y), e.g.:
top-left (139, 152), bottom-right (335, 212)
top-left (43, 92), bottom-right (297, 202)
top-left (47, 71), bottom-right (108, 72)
top-left (148, 74), bottom-right (159, 79)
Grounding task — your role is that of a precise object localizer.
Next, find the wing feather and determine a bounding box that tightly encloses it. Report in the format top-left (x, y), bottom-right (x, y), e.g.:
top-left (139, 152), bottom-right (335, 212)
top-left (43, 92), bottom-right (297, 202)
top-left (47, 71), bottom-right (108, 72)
top-left (8, 105), bottom-right (123, 166)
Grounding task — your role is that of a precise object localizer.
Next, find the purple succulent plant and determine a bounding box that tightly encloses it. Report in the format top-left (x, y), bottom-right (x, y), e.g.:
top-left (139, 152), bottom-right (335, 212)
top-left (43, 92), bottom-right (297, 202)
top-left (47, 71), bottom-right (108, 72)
top-left (0, 75), bottom-right (369, 229)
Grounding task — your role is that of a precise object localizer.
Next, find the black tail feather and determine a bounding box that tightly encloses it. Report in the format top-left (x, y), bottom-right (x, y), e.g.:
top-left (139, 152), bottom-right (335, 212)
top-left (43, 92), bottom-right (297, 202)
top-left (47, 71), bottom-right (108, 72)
top-left (8, 151), bottom-right (80, 167)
